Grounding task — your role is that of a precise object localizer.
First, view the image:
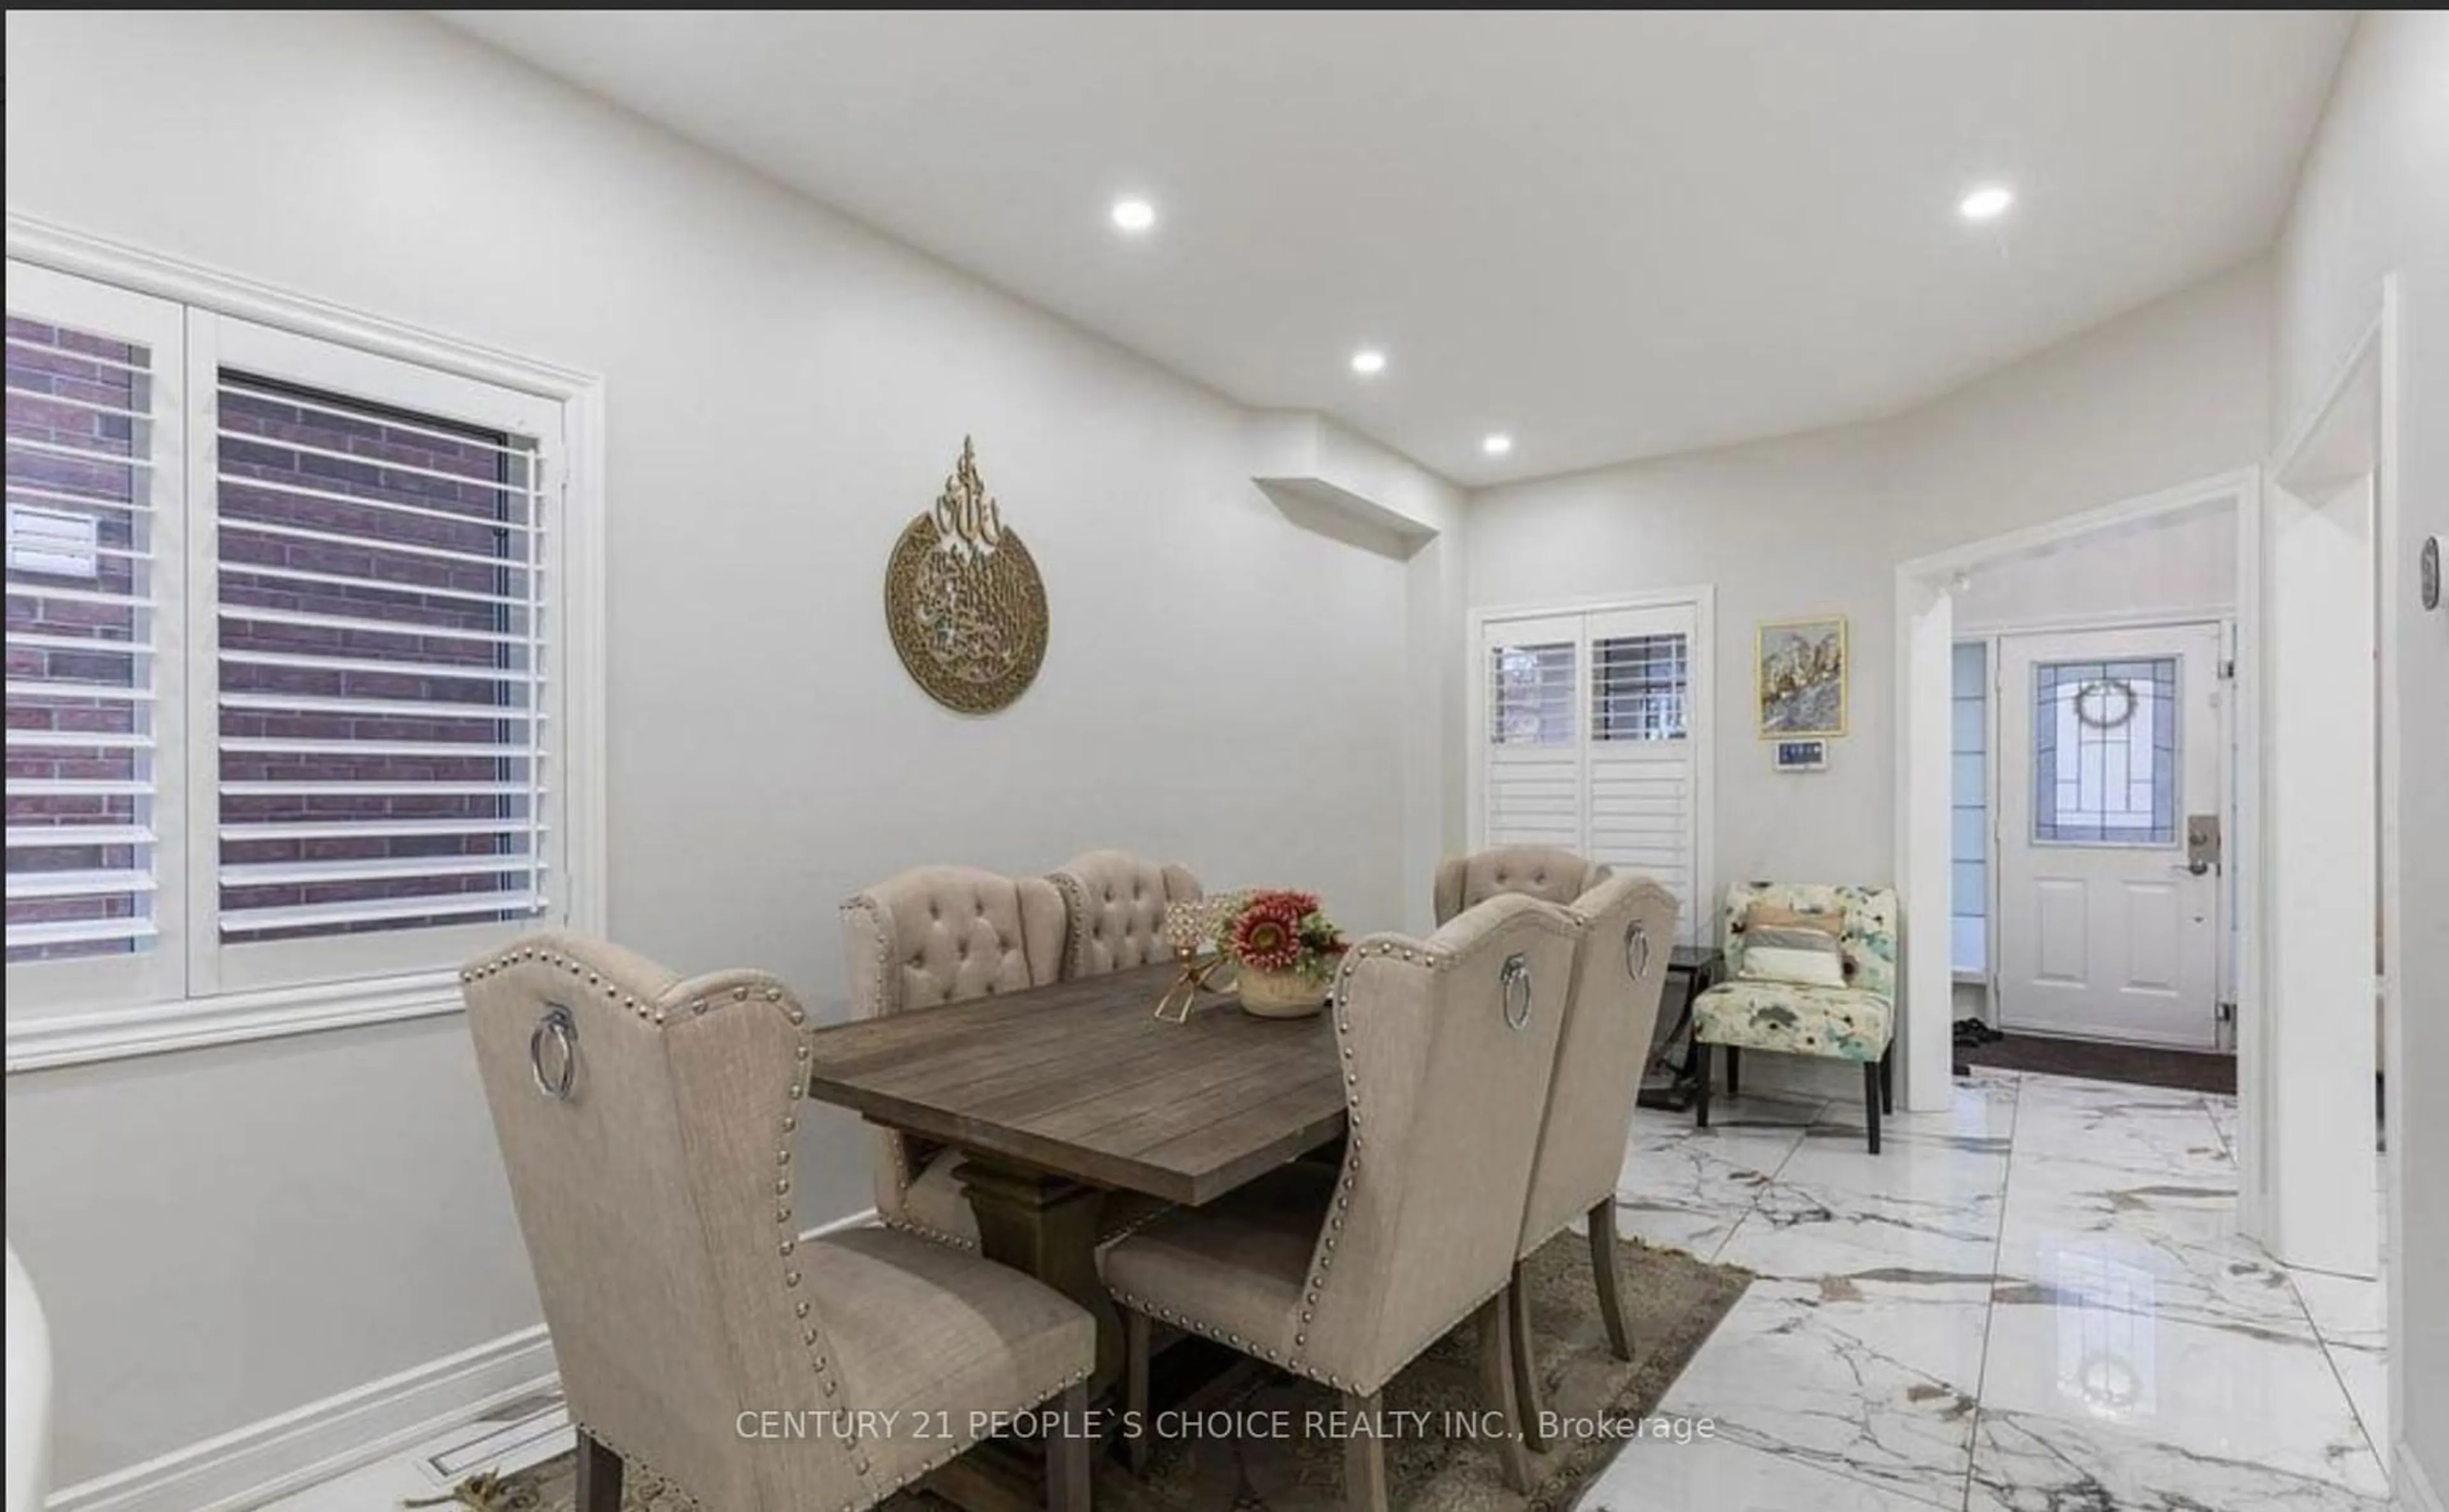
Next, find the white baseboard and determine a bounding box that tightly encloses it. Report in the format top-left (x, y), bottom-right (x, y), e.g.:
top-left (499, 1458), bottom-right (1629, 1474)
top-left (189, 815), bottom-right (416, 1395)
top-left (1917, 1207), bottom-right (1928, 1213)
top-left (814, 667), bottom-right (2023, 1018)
top-left (41, 1207), bottom-right (881, 1512)
top-left (47, 1326), bottom-right (555, 1512)
top-left (2402, 1442), bottom-right (2446, 1512)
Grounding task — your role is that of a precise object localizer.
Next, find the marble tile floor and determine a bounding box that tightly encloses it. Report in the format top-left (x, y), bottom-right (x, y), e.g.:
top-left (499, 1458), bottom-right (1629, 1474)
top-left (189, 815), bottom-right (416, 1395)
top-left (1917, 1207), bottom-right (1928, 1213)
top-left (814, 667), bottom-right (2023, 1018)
top-left (1587, 1068), bottom-right (2399, 1512)
top-left (259, 1068), bottom-right (2394, 1512)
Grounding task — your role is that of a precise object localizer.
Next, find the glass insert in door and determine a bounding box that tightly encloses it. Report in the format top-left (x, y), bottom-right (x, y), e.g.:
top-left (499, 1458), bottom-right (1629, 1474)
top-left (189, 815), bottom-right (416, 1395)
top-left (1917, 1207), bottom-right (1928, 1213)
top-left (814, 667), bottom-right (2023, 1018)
top-left (2032, 657), bottom-right (2179, 845)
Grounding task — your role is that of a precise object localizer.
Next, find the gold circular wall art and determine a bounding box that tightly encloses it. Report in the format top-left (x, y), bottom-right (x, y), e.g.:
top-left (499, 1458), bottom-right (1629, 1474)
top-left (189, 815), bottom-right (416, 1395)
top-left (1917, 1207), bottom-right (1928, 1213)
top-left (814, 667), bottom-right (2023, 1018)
top-left (885, 437), bottom-right (1049, 715)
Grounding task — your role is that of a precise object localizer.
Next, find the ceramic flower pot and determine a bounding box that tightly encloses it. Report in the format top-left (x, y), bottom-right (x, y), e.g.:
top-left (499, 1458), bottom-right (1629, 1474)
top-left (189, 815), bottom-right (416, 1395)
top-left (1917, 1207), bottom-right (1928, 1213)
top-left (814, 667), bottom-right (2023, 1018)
top-left (1237, 965), bottom-right (1327, 1018)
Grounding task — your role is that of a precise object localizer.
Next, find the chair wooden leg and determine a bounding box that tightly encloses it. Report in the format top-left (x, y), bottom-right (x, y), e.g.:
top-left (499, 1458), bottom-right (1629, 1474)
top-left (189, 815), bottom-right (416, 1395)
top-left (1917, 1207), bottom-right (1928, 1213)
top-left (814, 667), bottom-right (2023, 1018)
top-left (1124, 1308), bottom-right (1152, 1474)
top-left (575, 1428), bottom-right (623, 1512)
top-left (1506, 1261), bottom-right (1547, 1451)
top-left (1693, 1043), bottom-right (1714, 1128)
top-left (1880, 1047), bottom-right (1895, 1115)
top-left (1587, 1199), bottom-right (1635, 1362)
top-left (1724, 1045), bottom-right (1741, 1100)
top-left (1472, 1293), bottom-right (1534, 1494)
top-left (1341, 1390), bottom-right (1389, 1512)
top-left (1864, 1061), bottom-right (1883, 1154)
top-left (1047, 1380), bottom-right (1091, 1512)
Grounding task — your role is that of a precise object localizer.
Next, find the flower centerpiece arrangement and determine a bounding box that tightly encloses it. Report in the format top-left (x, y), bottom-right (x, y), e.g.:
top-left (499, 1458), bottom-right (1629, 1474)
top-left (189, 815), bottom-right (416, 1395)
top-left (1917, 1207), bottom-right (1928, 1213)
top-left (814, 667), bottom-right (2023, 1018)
top-left (1219, 889), bottom-right (1348, 1018)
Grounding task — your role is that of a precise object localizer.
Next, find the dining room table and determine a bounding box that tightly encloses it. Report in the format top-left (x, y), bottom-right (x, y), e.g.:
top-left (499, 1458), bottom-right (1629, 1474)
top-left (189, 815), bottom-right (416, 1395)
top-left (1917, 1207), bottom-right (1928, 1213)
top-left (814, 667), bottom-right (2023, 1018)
top-left (800, 960), bottom-right (1346, 1394)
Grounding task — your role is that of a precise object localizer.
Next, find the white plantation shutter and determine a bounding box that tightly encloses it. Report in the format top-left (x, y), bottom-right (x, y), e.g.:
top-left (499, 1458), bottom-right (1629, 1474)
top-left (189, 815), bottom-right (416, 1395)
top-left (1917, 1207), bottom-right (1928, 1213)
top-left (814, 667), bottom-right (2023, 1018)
top-left (1477, 601), bottom-right (1707, 945)
top-left (1485, 618), bottom-right (1582, 850)
top-left (194, 315), bottom-right (563, 990)
top-left (1586, 607), bottom-right (1698, 937)
top-left (4, 266), bottom-right (186, 1004)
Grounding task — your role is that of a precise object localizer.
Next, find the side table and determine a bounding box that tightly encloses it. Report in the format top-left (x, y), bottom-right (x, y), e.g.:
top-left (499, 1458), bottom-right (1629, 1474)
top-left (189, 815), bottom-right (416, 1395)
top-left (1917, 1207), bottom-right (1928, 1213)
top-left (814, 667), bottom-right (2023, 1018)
top-left (1636, 944), bottom-right (1724, 1112)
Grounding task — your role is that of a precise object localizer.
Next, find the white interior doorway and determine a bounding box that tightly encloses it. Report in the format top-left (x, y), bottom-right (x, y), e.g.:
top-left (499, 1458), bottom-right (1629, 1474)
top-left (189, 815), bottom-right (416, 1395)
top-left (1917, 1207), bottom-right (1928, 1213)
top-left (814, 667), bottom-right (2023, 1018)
top-left (1992, 621), bottom-right (2228, 1048)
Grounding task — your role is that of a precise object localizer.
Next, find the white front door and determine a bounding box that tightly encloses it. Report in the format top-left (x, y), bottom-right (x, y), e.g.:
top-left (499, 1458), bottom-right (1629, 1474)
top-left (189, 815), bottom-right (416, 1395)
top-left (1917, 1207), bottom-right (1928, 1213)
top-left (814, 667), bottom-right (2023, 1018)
top-left (1996, 624), bottom-right (2225, 1048)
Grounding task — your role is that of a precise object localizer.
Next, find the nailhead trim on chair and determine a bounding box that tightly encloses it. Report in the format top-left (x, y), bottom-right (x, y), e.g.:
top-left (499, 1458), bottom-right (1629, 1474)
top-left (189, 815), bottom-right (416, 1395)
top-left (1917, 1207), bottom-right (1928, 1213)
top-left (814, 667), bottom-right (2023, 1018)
top-left (881, 1213), bottom-right (980, 1252)
top-left (570, 1418), bottom-right (703, 1510)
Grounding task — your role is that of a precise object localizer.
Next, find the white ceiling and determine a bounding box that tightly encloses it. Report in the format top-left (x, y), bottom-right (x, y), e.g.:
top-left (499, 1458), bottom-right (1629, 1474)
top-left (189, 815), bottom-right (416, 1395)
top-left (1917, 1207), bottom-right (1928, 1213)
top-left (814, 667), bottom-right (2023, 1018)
top-left (439, 11), bottom-right (2352, 485)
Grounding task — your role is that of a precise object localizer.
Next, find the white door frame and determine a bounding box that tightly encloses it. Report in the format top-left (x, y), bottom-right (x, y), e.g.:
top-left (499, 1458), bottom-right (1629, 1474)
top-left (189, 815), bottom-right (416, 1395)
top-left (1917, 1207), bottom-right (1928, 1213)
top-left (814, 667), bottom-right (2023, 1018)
top-left (1894, 469), bottom-right (2260, 1124)
top-left (2265, 276), bottom-right (2404, 1483)
top-left (1464, 585), bottom-right (1716, 937)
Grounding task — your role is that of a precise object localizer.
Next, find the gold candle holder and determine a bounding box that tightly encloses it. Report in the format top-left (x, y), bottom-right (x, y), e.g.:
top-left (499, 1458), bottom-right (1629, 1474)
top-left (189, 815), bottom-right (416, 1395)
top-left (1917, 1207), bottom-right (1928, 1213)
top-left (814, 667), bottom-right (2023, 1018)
top-left (1153, 893), bottom-right (1243, 1023)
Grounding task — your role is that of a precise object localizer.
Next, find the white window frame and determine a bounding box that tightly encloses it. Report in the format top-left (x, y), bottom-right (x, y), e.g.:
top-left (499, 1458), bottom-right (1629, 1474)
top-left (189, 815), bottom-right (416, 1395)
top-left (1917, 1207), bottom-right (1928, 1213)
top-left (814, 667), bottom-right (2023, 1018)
top-left (1466, 586), bottom-right (1716, 944)
top-left (5, 215), bottom-right (606, 1071)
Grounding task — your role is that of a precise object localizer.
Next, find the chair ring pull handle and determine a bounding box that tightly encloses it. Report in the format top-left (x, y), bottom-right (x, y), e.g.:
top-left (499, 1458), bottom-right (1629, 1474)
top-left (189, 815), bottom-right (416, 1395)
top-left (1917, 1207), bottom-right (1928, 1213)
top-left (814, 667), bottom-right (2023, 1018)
top-left (1501, 953), bottom-right (1533, 1031)
top-left (531, 1004), bottom-right (577, 1101)
top-left (1625, 921), bottom-right (1652, 981)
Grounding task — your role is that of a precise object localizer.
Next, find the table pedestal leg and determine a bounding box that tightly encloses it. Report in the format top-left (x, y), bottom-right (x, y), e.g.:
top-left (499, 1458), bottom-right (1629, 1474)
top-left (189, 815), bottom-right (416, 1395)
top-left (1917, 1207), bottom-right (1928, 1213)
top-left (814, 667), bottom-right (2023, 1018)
top-left (954, 1157), bottom-right (1124, 1392)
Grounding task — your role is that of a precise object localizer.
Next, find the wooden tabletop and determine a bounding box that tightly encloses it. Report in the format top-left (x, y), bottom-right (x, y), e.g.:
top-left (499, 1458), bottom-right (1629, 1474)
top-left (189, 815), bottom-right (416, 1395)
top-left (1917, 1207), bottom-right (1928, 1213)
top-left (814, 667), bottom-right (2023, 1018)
top-left (802, 964), bottom-right (1344, 1207)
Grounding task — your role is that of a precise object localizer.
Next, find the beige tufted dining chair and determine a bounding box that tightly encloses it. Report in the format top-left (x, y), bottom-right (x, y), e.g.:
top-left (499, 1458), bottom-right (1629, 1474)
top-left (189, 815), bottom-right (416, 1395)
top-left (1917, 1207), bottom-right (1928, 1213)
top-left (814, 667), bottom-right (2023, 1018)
top-left (1432, 846), bottom-right (1610, 926)
top-left (1045, 849), bottom-right (1202, 976)
top-left (464, 933), bottom-right (1094, 1512)
top-left (839, 866), bottom-right (1068, 1247)
top-left (1505, 874), bottom-right (1680, 1448)
top-left (1098, 895), bottom-right (1584, 1510)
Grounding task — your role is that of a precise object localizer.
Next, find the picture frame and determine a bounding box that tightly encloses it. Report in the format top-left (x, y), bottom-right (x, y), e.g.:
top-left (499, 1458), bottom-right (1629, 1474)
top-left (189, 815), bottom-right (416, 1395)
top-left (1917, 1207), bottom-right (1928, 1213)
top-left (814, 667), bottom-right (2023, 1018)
top-left (1756, 615), bottom-right (1848, 737)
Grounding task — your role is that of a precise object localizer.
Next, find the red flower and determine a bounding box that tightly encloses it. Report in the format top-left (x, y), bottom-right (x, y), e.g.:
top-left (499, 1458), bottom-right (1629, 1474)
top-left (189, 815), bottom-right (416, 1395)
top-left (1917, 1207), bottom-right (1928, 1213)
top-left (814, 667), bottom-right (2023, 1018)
top-left (1247, 888), bottom-right (1321, 919)
top-left (1232, 897), bottom-right (1307, 972)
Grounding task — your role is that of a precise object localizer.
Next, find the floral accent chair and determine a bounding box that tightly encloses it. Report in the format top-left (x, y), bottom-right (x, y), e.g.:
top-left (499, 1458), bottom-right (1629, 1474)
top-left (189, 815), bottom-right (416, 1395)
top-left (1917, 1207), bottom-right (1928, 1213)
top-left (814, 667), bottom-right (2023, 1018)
top-left (1691, 881), bottom-right (1900, 1152)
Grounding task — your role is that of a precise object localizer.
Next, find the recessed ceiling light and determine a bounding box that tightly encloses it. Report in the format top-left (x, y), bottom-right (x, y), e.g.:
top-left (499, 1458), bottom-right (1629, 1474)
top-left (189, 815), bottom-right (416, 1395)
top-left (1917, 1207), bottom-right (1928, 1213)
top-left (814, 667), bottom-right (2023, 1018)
top-left (1482, 433), bottom-right (1513, 457)
top-left (1350, 349), bottom-right (1387, 376)
top-left (1110, 197), bottom-right (1156, 233)
top-left (1958, 185), bottom-right (2015, 221)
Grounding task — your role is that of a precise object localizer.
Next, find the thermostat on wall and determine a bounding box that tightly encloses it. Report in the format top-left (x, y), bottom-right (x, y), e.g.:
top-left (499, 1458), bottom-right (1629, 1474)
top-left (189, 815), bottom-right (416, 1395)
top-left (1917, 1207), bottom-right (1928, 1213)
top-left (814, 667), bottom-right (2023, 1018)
top-left (1774, 739), bottom-right (1828, 772)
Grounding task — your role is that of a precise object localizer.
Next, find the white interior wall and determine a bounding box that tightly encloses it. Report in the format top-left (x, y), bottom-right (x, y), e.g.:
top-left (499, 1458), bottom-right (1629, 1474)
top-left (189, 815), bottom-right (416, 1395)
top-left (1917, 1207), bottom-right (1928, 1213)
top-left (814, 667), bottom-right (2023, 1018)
top-left (0, 9), bottom-right (1459, 1488)
top-left (2270, 11), bottom-right (2448, 1498)
top-left (1954, 506), bottom-right (2237, 632)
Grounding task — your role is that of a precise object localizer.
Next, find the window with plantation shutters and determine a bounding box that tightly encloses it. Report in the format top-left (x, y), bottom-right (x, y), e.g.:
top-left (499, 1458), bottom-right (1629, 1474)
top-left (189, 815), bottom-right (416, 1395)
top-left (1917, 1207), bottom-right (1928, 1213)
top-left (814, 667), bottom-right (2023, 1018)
top-left (6, 258), bottom-right (578, 1027)
top-left (1475, 599), bottom-right (1710, 945)
top-left (5, 268), bottom-right (184, 998)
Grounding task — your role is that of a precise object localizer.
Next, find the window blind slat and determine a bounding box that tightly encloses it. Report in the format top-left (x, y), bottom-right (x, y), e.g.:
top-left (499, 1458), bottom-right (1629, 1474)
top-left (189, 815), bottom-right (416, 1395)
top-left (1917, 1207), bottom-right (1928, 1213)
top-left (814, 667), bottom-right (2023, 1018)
top-left (220, 781), bottom-right (545, 798)
top-left (220, 855), bottom-right (542, 889)
top-left (219, 691), bottom-right (545, 721)
top-left (6, 917), bottom-right (159, 950)
top-left (4, 483), bottom-right (152, 515)
top-left (6, 869), bottom-right (159, 902)
top-left (217, 429), bottom-right (543, 496)
top-left (217, 471), bottom-right (540, 536)
top-left (219, 562), bottom-right (536, 612)
top-left (6, 825), bottom-right (156, 849)
top-left (220, 818), bottom-right (545, 844)
top-left (5, 731), bottom-right (155, 751)
top-left (218, 604), bottom-right (535, 647)
top-left (221, 892), bottom-right (547, 937)
top-left (220, 517), bottom-right (545, 573)
top-left (3, 436), bottom-right (155, 469)
top-left (217, 650), bottom-right (541, 683)
top-left (219, 738), bottom-right (541, 760)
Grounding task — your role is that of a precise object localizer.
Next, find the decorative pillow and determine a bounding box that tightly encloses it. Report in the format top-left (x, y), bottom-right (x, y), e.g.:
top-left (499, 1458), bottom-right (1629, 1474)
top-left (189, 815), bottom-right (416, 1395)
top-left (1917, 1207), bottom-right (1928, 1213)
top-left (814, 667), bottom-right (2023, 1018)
top-left (1737, 904), bottom-right (1848, 988)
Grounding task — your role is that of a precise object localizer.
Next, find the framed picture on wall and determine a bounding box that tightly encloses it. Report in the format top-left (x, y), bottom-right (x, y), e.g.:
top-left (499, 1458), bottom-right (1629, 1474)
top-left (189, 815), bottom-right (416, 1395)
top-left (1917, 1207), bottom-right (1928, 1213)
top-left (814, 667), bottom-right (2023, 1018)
top-left (1756, 615), bottom-right (1848, 737)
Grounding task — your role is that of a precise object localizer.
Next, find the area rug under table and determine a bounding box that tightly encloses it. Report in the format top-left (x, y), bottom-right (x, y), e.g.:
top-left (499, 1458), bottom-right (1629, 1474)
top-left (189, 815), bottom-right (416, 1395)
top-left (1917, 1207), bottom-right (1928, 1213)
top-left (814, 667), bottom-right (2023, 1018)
top-left (466, 1229), bottom-right (1750, 1512)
